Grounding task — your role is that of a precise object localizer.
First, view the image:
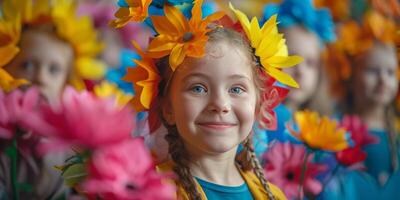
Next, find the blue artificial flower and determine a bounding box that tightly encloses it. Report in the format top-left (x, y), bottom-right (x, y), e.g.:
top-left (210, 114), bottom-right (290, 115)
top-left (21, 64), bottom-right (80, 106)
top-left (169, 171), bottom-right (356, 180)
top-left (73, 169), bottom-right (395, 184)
top-left (151, 0), bottom-right (193, 8)
top-left (117, 0), bottom-right (129, 7)
top-left (263, 0), bottom-right (336, 43)
top-left (145, 0), bottom-right (218, 33)
top-left (105, 49), bottom-right (140, 95)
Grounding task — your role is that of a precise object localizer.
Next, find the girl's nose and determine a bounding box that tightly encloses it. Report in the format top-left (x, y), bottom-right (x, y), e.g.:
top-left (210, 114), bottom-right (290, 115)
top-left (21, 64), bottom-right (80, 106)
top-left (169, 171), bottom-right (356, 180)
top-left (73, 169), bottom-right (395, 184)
top-left (207, 91), bottom-right (231, 114)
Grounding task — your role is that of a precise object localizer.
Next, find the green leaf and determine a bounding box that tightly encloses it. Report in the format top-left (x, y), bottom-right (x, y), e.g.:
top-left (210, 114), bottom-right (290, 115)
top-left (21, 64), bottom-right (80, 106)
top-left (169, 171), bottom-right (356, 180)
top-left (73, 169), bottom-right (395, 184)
top-left (62, 163), bottom-right (87, 187)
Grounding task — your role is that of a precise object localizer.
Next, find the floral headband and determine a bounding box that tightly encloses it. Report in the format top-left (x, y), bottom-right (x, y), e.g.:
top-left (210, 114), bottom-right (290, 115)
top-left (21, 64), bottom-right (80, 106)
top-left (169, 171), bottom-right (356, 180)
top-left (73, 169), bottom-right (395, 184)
top-left (263, 0), bottom-right (336, 43)
top-left (0, 0), bottom-right (106, 91)
top-left (112, 0), bottom-right (303, 130)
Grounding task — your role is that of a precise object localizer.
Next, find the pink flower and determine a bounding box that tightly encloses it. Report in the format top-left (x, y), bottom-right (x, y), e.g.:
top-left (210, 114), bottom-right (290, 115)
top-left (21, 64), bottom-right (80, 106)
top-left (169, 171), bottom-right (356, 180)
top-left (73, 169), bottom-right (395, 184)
top-left (35, 87), bottom-right (134, 152)
top-left (82, 138), bottom-right (175, 200)
top-left (0, 88), bottom-right (46, 139)
top-left (335, 115), bottom-right (378, 166)
top-left (263, 142), bottom-right (327, 199)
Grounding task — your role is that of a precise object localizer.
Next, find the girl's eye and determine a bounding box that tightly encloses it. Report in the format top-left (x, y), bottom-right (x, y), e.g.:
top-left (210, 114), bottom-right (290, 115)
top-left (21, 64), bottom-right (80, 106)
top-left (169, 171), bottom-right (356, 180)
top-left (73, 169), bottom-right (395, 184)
top-left (20, 60), bottom-right (35, 72)
top-left (229, 86), bottom-right (244, 94)
top-left (190, 85), bottom-right (207, 94)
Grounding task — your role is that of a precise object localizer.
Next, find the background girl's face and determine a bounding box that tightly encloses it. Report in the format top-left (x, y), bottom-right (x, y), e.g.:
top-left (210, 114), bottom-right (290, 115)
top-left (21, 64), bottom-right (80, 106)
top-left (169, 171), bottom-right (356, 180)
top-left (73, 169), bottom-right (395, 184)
top-left (5, 29), bottom-right (73, 103)
top-left (282, 26), bottom-right (320, 108)
top-left (354, 42), bottom-right (398, 107)
top-left (163, 41), bottom-right (257, 155)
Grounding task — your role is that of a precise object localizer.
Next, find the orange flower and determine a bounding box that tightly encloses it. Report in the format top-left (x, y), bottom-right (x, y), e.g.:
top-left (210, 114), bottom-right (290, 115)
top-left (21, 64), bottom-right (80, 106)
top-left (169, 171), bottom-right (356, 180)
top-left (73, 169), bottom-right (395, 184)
top-left (123, 41), bottom-right (160, 112)
top-left (288, 110), bottom-right (349, 152)
top-left (110, 0), bottom-right (152, 28)
top-left (147, 0), bottom-right (224, 70)
top-left (0, 68), bottom-right (29, 92)
top-left (314, 0), bottom-right (350, 21)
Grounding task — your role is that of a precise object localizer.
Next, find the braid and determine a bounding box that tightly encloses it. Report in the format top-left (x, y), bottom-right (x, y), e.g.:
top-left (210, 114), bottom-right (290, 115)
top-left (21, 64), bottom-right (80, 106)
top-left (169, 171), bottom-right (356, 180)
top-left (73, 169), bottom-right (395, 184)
top-left (241, 135), bottom-right (276, 200)
top-left (164, 124), bottom-right (202, 200)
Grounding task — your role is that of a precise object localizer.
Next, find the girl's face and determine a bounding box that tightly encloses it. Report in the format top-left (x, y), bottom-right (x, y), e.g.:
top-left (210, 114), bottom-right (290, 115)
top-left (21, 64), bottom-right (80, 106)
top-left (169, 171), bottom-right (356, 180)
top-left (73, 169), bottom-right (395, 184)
top-left (282, 26), bottom-right (320, 108)
top-left (5, 29), bottom-right (73, 103)
top-left (163, 41), bottom-right (257, 155)
top-left (354, 42), bottom-right (398, 107)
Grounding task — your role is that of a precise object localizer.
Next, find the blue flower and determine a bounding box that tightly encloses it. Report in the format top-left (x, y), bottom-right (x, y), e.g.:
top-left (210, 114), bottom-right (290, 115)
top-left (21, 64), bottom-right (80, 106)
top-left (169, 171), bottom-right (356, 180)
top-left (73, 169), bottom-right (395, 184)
top-left (151, 0), bottom-right (193, 8)
top-left (117, 0), bottom-right (129, 7)
top-left (263, 0), bottom-right (336, 43)
top-left (105, 49), bottom-right (140, 95)
top-left (145, 0), bottom-right (219, 33)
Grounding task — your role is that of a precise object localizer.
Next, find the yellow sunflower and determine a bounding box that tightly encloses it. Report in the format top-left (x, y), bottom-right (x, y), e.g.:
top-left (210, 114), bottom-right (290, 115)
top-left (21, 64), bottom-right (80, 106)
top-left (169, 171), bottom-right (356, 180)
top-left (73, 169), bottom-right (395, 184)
top-left (229, 3), bottom-right (303, 88)
top-left (288, 110), bottom-right (349, 152)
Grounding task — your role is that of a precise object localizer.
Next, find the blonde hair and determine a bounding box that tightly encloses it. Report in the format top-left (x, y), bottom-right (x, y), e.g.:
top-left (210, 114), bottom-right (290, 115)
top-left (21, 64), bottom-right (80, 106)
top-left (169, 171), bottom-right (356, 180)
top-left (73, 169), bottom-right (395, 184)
top-left (157, 27), bottom-right (276, 200)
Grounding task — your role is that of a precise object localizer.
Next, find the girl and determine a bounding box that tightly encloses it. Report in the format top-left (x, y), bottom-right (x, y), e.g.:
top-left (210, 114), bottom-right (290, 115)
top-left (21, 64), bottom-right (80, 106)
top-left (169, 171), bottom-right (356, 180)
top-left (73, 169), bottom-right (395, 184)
top-left (261, 0), bottom-right (336, 145)
top-left (347, 40), bottom-right (400, 199)
top-left (156, 27), bottom-right (287, 199)
top-left (322, 11), bottom-right (400, 199)
top-left (117, 0), bottom-right (304, 198)
top-left (1, 0), bottom-right (105, 103)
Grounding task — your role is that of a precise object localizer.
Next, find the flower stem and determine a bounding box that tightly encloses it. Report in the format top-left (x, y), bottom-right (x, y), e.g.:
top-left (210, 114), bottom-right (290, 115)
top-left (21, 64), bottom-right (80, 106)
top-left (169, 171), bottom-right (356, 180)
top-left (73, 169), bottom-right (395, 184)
top-left (298, 149), bottom-right (311, 200)
top-left (10, 138), bottom-right (19, 200)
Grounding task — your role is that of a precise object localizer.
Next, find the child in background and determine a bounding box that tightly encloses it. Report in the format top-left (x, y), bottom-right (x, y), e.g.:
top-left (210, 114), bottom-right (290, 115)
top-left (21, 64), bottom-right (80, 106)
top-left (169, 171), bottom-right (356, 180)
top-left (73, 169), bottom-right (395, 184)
top-left (261, 0), bottom-right (336, 144)
top-left (0, 0), bottom-right (104, 199)
top-left (322, 10), bottom-right (400, 199)
top-left (119, 0), bottom-right (303, 198)
top-left (1, 0), bottom-right (105, 103)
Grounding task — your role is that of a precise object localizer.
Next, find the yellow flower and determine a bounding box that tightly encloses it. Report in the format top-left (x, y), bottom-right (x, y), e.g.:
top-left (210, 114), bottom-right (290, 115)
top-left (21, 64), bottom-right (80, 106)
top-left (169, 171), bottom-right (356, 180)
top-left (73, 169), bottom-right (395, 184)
top-left (0, 0), bottom-right (106, 91)
top-left (110, 0), bottom-right (152, 28)
top-left (229, 3), bottom-right (303, 88)
top-left (0, 12), bottom-right (21, 68)
top-left (123, 41), bottom-right (160, 112)
top-left (147, 0), bottom-right (224, 70)
top-left (0, 68), bottom-right (29, 92)
top-left (94, 81), bottom-right (133, 107)
top-left (288, 110), bottom-right (349, 151)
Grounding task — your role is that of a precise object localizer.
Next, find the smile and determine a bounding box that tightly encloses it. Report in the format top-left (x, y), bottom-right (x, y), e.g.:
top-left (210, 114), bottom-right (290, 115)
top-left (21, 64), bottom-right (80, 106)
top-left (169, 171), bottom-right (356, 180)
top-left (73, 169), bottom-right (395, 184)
top-left (196, 122), bottom-right (237, 130)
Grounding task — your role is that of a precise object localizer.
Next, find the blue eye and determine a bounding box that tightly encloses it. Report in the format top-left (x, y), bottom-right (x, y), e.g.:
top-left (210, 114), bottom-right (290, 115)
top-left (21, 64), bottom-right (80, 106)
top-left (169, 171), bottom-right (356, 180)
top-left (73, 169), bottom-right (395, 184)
top-left (229, 86), bottom-right (244, 94)
top-left (191, 85), bottom-right (207, 94)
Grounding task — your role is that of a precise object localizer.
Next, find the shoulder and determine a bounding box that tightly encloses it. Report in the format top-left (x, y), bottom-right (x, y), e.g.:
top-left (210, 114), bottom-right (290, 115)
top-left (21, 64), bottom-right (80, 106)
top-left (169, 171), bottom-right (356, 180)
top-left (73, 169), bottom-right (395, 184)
top-left (156, 160), bottom-right (174, 173)
top-left (241, 170), bottom-right (287, 200)
top-left (267, 182), bottom-right (287, 200)
top-left (156, 161), bottom-right (194, 200)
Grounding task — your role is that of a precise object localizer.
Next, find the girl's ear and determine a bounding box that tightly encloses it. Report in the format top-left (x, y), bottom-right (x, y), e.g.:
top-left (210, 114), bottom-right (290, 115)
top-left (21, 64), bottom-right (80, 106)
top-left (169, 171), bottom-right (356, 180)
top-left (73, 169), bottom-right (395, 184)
top-left (162, 100), bottom-right (176, 125)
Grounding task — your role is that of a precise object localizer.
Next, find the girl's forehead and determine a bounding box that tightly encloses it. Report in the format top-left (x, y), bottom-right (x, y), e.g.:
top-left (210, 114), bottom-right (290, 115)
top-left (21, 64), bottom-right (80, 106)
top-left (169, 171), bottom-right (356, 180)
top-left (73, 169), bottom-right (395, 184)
top-left (176, 42), bottom-right (253, 80)
top-left (363, 43), bottom-right (397, 69)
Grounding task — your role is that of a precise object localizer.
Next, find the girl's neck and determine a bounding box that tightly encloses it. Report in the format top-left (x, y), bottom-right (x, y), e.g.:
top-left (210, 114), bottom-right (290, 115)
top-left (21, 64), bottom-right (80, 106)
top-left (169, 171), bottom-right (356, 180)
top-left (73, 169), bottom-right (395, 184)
top-left (187, 147), bottom-right (244, 186)
top-left (356, 104), bottom-right (386, 130)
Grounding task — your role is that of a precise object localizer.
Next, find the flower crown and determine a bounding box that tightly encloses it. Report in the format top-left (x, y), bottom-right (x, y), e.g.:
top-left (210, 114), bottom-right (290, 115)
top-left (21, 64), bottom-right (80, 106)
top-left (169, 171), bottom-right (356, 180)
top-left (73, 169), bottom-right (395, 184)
top-left (263, 0), bottom-right (336, 43)
top-left (113, 0), bottom-right (303, 130)
top-left (324, 10), bottom-right (399, 98)
top-left (0, 0), bottom-right (106, 91)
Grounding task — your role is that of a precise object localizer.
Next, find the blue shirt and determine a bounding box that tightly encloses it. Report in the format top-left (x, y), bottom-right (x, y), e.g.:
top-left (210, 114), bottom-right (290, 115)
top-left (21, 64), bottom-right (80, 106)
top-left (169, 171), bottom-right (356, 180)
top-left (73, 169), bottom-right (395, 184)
top-left (195, 177), bottom-right (254, 200)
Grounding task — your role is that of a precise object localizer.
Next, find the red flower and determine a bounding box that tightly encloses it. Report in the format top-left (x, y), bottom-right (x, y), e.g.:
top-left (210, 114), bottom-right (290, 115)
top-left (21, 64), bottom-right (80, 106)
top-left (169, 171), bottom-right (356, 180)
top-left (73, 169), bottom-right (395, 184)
top-left (335, 115), bottom-right (378, 166)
